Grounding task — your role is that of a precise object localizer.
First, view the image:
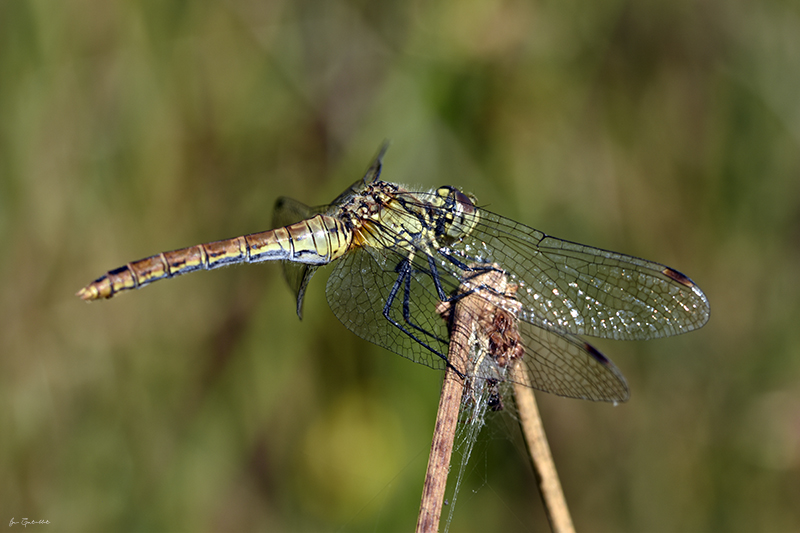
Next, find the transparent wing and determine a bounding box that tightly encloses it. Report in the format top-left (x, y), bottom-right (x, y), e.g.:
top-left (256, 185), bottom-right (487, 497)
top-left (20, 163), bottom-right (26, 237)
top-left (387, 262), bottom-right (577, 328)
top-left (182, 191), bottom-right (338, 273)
top-left (325, 245), bottom-right (452, 371)
top-left (328, 142), bottom-right (390, 205)
top-left (517, 324), bottom-right (629, 402)
top-left (392, 192), bottom-right (710, 341)
top-left (324, 237), bottom-right (629, 401)
top-left (470, 209), bottom-right (709, 340)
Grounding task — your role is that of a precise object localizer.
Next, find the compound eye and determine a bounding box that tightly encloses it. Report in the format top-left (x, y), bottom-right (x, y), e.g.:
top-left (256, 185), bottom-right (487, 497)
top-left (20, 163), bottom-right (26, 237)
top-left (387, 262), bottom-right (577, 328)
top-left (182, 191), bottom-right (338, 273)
top-left (454, 190), bottom-right (476, 214)
top-left (436, 187), bottom-right (480, 240)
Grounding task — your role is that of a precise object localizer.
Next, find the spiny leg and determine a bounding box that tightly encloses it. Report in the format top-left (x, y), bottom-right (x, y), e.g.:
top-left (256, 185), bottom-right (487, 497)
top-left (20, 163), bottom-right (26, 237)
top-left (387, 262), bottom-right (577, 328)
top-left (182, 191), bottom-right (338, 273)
top-left (382, 258), bottom-right (455, 370)
top-left (426, 249), bottom-right (505, 306)
top-left (399, 260), bottom-right (449, 344)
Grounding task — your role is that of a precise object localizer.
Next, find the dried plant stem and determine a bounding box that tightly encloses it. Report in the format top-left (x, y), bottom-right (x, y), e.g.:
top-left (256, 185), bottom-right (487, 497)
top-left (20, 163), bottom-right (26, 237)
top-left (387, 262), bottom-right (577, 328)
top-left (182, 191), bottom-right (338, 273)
top-left (512, 365), bottom-right (575, 533)
top-left (417, 264), bottom-right (574, 533)
top-left (415, 304), bottom-right (472, 533)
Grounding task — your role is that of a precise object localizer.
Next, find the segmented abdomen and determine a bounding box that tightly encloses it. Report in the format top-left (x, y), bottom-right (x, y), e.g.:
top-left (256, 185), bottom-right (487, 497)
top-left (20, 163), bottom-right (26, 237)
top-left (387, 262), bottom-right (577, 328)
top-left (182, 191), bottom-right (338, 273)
top-left (78, 214), bottom-right (352, 300)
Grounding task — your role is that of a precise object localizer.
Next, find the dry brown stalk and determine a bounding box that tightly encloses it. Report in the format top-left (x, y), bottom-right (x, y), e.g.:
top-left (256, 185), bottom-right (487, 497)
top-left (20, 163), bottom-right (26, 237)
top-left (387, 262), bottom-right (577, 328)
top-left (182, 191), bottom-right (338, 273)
top-left (512, 365), bottom-right (575, 533)
top-left (416, 266), bottom-right (574, 532)
top-left (415, 295), bottom-right (471, 533)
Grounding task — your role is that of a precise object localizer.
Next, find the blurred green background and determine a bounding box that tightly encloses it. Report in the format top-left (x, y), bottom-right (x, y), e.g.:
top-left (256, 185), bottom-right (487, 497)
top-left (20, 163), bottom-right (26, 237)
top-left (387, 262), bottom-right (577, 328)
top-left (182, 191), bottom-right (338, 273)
top-left (2, 0), bottom-right (799, 531)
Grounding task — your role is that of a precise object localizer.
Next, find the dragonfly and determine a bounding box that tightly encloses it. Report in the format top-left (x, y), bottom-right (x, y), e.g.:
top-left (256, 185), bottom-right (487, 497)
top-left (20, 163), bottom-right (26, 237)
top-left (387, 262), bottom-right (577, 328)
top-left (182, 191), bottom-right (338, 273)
top-left (78, 145), bottom-right (710, 402)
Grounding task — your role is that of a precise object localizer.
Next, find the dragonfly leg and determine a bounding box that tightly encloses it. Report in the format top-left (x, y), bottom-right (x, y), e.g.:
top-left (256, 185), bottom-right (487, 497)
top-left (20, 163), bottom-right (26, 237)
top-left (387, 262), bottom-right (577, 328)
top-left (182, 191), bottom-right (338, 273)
top-left (427, 252), bottom-right (503, 306)
top-left (383, 258), bottom-right (460, 374)
top-left (426, 254), bottom-right (452, 301)
top-left (397, 260), bottom-right (450, 344)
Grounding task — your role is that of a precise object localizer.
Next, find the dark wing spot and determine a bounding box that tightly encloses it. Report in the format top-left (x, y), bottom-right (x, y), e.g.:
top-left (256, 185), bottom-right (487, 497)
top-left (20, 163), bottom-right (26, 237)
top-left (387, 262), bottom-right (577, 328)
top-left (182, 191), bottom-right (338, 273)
top-left (662, 267), bottom-right (694, 288)
top-left (583, 342), bottom-right (612, 366)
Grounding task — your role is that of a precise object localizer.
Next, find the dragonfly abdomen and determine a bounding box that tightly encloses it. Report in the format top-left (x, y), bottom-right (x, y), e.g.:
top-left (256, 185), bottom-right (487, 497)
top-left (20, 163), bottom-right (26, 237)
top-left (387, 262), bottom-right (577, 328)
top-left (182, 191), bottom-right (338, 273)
top-left (78, 214), bottom-right (352, 301)
top-left (248, 214), bottom-right (352, 264)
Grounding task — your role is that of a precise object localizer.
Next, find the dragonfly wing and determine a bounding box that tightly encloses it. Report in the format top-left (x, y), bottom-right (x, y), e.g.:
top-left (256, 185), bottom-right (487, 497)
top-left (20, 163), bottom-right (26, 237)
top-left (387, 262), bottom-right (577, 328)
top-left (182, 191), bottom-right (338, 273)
top-left (325, 238), bottom-right (628, 401)
top-left (329, 142), bottom-right (390, 206)
top-left (456, 209), bottom-right (710, 341)
top-left (516, 322), bottom-right (629, 402)
top-left (325, 246), bottom-right (451, 371)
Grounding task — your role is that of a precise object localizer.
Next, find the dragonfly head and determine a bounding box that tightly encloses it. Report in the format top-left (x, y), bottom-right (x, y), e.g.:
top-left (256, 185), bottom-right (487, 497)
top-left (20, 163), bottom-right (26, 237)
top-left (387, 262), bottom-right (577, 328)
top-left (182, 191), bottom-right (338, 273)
top-left (434, 186), bottom-right (480, 241)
